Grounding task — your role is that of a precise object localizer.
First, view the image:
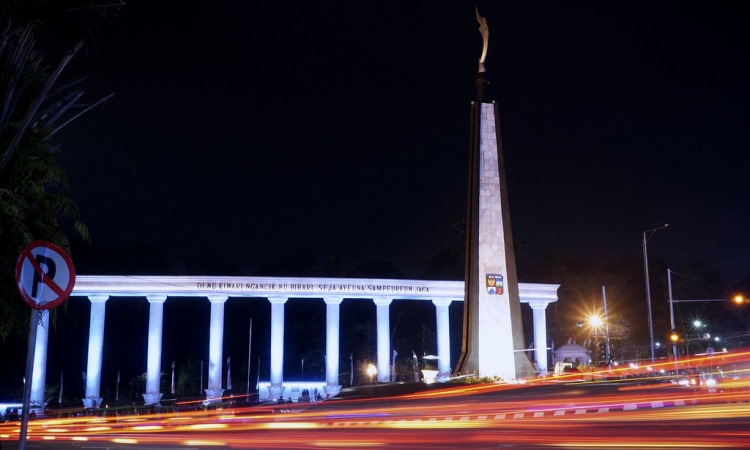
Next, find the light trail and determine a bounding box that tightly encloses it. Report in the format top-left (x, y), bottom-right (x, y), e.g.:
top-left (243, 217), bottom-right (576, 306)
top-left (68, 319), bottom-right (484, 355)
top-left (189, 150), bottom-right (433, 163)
top-left (2, 352), bottom-right (749, 448)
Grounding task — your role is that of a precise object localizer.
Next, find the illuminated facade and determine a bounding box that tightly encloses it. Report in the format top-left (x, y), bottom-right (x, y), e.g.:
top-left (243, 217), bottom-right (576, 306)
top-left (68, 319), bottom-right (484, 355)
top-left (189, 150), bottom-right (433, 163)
top-left (456, 11), bottom-right (531, 381)
top-left (29, 275), bottom-right (557, 407)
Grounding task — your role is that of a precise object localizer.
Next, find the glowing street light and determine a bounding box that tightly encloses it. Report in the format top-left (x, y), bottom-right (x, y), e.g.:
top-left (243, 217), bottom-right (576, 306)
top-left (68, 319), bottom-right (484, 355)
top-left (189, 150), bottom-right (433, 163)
top-left (584, 288), bottom-right (613, 365)
top-left (667, 268), bottom-right (746, 362)
top-left (366, 363), bottom-right (377, 383)
top-left (583, 286), bottom-right (613, 364)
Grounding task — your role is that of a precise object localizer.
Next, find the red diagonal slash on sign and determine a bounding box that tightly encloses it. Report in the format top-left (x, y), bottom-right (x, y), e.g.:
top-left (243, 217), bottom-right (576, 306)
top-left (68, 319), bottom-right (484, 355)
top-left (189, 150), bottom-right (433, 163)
top-left (20, 245), bottom-right (67, 300)
top-left (16, 240), bottom-right (75, 310)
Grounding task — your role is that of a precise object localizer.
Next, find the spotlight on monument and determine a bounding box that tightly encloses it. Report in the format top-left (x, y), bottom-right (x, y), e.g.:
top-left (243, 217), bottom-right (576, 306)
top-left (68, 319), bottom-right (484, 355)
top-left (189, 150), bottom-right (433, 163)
top-left (366, 364), bottom-right (377, 383)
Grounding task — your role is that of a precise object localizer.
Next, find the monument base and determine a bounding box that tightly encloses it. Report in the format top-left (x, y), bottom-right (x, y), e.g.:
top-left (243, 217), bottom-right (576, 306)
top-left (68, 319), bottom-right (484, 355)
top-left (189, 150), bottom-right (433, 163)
top-left (421, 370), bottom-right (439, 384)
top-left (82, 397), bottom-right (103, 408)
top-left (267, 383), bottom-right (285, 401)
top-left (142, 392), bottom-right (163, 405)
top-left (514, 352), bottom-right (538, 380)
top-left (204, 388), bottom-right (225, 403)
top-left (29, 401), bottom-right (46, 417)
top-left (323, 384), bottom-right (341, 397)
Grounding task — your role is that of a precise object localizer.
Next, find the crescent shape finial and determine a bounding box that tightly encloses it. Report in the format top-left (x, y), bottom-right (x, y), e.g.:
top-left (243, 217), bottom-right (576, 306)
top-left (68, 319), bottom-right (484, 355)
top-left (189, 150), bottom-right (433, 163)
top-left (476, 7), bottom-right (489, 73)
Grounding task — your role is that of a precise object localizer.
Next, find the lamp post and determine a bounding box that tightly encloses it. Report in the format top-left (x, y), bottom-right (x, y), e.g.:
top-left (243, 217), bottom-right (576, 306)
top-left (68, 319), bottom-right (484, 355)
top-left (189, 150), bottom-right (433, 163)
top-left (602, 286), bottom-right (611, 364)
top-left (686, 321), bottom-right (706, 359)
top-left (642, 223), bottom-right (669, 362)
top-left (667, 269), bottom-right (679, 362)
top-left (587, 314), bottom-right (603, 366)
top-left (667, 268), bottom-right (744, 362)
top-left (586, 287), bottom-right (612, 366)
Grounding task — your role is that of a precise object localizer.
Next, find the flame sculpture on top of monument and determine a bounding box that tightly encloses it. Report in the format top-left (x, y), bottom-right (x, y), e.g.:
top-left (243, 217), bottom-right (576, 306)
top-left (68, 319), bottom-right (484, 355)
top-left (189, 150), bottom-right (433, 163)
top-left (455, 10), bottom-right (535, 381)
top-left (476, 8), bottom-right (489, 73)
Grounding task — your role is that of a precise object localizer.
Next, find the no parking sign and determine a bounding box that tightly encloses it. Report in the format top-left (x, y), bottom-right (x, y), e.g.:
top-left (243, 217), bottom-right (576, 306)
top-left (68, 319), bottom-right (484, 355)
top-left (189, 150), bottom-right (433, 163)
top-left (15, 240), bottom-right (76, 310)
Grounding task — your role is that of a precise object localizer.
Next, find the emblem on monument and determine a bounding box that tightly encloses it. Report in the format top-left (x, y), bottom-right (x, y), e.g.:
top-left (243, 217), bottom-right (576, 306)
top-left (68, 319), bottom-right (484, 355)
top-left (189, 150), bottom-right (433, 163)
top-left (485, 274), bottom-right (504, 295)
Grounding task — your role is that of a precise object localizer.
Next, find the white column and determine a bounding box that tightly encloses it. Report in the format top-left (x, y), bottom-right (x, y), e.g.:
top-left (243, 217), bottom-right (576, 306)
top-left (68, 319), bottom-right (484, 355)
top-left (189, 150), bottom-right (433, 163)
top-left (30, 310), bottom-right (50, 411)
top-left (529, 300), bottom-right (551, 375)
top-left (432, 299), bottom-right (453, 381)
top-left (324, 296), bottom-right (343, 396)
top-left (373, 297), bottom-right (392, 382)
top-left (143, 295), bottom-right (167, 405)
top-left (205, 295), bottom-right (227, 401)
top-left (83, 295), bottom-right (108, 408)
top-left (268, 296), bottom-right (288, 400)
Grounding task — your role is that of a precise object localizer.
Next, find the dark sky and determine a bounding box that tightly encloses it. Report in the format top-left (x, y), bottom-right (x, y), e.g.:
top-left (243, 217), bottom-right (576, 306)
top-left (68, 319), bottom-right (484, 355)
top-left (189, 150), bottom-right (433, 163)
top-left (57, 1), bottom-right (750, 284)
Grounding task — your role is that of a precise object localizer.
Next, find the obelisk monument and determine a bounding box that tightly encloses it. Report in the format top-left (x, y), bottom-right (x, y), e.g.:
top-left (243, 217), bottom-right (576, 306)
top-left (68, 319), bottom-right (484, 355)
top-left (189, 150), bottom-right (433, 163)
top-left (455, 10), bottom-right (534, 381)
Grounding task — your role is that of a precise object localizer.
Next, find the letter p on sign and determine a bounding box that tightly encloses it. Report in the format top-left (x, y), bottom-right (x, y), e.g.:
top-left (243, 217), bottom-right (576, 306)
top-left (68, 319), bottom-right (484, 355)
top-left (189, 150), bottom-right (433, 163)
top-left (16, 241), bottom-right (76, 310)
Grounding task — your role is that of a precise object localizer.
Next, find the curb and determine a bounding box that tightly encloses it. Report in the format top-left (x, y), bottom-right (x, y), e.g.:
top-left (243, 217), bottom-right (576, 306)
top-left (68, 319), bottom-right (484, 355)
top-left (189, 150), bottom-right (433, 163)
top-left (316, 398), bottom-right (702, 427)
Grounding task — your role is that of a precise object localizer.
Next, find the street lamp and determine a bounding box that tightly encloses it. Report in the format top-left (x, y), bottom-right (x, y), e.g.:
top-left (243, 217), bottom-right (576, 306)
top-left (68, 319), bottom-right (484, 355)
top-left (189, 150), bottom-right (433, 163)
top-left (588, 315), bottom-right (603, 327)
top-left (583, 286), bottom-right (613, 365)
top-left (685, 324), bottom-right (709, 359)
top-left (667, 268), bottom-right (745, 362)
top-left (576, 286), bottom-right (611, 364)
top-left (366, 363), bottom-right (377, 383)
top-left (586, 313), bottom-right (604, 364)
top-left (643, 223), bottom-right (669, 362)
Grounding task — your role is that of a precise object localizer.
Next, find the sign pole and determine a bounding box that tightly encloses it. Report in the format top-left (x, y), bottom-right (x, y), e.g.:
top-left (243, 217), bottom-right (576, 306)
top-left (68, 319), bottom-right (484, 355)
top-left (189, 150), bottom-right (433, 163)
top-left (15, 241), bottom-right (77, 450)
top-left (19, 310), bottom-right (40, 450)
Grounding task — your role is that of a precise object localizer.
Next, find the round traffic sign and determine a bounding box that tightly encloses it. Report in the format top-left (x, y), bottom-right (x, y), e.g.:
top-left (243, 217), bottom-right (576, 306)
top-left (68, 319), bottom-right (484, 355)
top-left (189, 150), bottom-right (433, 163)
top-left (15, 240), bottom-right (76, 310)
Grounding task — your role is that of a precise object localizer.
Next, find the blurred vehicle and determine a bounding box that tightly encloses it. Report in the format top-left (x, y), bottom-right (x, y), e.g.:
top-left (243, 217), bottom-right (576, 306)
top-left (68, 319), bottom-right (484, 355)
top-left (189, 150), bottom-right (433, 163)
top-left (2, 407), bottom-right (21, 422)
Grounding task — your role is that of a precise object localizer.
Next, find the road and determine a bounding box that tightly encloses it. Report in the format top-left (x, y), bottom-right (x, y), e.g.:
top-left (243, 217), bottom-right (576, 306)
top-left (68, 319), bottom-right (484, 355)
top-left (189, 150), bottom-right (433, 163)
top-left (2, 377), bottom-right (749, 449)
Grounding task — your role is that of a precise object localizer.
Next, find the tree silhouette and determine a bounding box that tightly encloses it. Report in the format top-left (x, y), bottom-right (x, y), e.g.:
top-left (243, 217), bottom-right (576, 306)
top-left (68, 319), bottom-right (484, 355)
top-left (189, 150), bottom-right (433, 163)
top-left (0, 1), bottom-right (123, 340)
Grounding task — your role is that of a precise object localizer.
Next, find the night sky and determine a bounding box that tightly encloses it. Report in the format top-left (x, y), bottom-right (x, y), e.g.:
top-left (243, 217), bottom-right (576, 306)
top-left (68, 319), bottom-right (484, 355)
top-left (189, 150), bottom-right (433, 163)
top-left (55, 1), bottom-right (749, 284)
top-left (3, 2), bottom-right (749, 401)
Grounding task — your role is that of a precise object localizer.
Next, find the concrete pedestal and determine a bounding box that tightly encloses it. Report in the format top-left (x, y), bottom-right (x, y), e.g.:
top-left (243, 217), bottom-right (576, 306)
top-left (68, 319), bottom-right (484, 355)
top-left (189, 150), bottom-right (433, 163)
top-left (267, 383), bottom-right (285, 401)
top-left (324, 384), bottom-right (341, 397)
top-left (142, 392), bottom-right (163, 405)
top-left (204, 388), bottom-right (225, 402)
top-left (82, 397), bottom-right (102, 408)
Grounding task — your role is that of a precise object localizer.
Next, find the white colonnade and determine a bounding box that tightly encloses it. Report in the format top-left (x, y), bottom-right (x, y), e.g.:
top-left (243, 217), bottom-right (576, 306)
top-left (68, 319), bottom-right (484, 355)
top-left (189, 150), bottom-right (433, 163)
top-left (432, 299), bottom-right (453, 380)
top-left (29, 276), bottom-right (557, 406)
top-left (205, 295), bottom-right (228, 401)
top-left (267, 296), bottom-right (287, 400)
top-left (82, 295), bottom-right (108, 408)
top-left (324, 296), bottom-right (343, 396)
top-left (143, 295), bottom-right (166, 405)
top-left (29, 310), bottom-right (50, 409)
top-left (373, 297), bottom-right (393, 382)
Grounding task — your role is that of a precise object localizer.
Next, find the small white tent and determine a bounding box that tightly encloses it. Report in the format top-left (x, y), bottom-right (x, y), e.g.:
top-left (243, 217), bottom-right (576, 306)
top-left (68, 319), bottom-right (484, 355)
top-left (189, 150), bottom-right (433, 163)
top-left (553, 343), bottom-right (590, 367)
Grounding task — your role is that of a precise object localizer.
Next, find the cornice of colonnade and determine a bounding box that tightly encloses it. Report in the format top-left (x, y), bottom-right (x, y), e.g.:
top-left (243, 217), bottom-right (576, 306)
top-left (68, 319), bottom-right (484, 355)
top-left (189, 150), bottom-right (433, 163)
top-left (70, 275), bottom-right (559, 303)
top-left (518, 283), bottom-right (560, 305)
top-left (70, 275), bottom-right (464, 300)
